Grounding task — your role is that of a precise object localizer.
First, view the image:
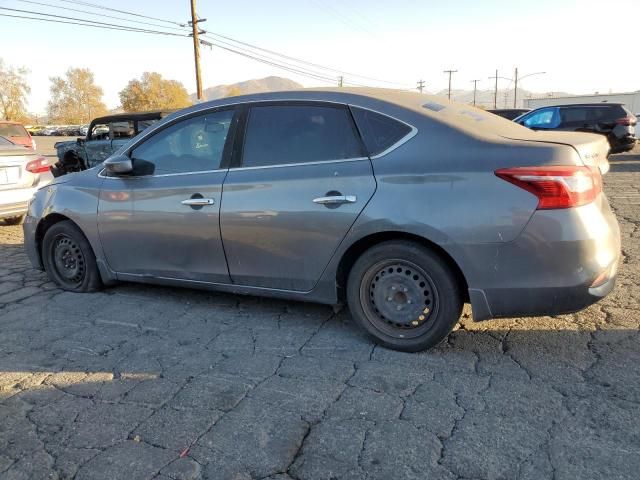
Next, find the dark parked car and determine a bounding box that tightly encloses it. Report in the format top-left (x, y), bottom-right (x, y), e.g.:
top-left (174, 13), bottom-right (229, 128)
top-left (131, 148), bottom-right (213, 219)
top-left (488, 108), bottom-right (530, 120)
top-left (51, 111), bottom-right (172, 177)
top-left (514, 103), bottom-right (637, 153)
top-left (24, 89), bottom-right (620, 351)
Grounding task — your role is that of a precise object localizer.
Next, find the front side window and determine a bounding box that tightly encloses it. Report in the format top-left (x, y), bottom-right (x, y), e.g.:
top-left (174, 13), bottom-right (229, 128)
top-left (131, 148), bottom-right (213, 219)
top-left (523, 108), bottom-right (560, 129)
top-left (242, 104), bottom-right (364, 168)
top-left (130, 109), bottom-right (234, 175)
top-left (351, 107), bottom-right (412, 156)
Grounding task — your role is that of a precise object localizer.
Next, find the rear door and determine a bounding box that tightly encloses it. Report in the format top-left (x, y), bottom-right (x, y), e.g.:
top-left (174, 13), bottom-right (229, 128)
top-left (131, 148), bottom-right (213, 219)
top-left (220, 102), bottom-right (376, 291)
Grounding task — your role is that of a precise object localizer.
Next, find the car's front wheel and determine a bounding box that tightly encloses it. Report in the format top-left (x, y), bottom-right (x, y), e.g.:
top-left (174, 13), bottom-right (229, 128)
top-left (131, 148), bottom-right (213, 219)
top-left (42, 220), bottom-right (102, 292)
top-left (347, 240), bottom-right (463, 352)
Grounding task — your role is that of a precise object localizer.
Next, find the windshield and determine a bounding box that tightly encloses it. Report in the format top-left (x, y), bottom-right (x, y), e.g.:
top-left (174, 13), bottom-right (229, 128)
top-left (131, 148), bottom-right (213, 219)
top-left (0, 124), bottom-right (28, 137)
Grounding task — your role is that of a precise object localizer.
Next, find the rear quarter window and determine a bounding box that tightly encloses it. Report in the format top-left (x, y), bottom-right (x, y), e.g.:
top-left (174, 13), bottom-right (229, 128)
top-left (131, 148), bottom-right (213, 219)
top-left (350, 107), bottom-right (413, 156)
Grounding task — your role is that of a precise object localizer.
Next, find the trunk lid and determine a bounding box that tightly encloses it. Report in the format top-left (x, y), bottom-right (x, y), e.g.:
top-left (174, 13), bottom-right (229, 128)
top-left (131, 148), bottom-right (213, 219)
top-left (501, 131), bottom-right (610, 174)
top-left (0, 147), bottom-right (38, 190)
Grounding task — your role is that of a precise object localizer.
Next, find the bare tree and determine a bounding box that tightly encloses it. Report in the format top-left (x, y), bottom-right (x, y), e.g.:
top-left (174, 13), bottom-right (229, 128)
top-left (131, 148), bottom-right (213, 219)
top-left (47, 68), bottom-right (108, 123)
top-left (0, 58), bottom-right (31, 121)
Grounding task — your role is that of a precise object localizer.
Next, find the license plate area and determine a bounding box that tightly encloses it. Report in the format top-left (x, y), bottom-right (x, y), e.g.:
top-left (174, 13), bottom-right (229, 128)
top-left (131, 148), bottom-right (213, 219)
top-left (0, 166), bottom-right (21, 185)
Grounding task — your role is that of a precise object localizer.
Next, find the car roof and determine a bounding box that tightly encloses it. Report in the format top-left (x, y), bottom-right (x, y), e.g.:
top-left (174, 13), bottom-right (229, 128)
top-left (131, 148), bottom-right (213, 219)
top-left (161, 87), bottom-right (528, 140)
top-left (531, 103), bottom-right (624, 109)
top-left (0, 120), bottom-right (26, 125)
top-left (90, 110), bottom-right (174, 125)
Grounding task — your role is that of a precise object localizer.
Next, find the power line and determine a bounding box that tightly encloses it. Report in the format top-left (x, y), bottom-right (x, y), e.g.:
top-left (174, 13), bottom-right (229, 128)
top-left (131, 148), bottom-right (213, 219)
top-left (24, 0), bottom-right (409, 88)
top-left (202, 32), bottom-right (410, 88)
top-left (14, 0), bottom-right (191, 32)
top-left (0, 12), bottom-right (188, 37)
top-left (4, 3), bottom-right (409, 89)
top-left (57, 0), bottom-right (181, 26)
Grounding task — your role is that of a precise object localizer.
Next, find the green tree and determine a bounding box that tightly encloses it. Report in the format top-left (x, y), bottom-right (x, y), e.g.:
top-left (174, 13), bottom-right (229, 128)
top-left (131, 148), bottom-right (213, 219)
top-left (47, 68), bottom-right (108, 123)
top-left (119, 72), bottom-right (191, 112)
top-left (0, 59), bottom-right (31, 121)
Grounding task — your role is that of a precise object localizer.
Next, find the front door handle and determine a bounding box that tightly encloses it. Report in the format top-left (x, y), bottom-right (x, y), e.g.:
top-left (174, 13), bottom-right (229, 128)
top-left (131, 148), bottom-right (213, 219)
top-left (313, 195), bottom-right (357, 205)
top-left (181, 198), bottom-right (215, 206)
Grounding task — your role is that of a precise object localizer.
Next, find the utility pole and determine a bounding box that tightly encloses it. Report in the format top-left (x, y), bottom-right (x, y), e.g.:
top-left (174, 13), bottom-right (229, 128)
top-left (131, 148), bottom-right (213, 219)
top-left (513, 67), bottom-right (518, 108)
top-left (189, 0), bottom-right (204, 100)
top-left (338, 76), bottom-right (344, 87)
top-left (417, 79), bottom-right (425, 93)
top-left (470, 79), bottom-right (480, 106)
top-left (443, 69), bottom-right (457, 99)
top-left (488, 69), bottom-right (498, 109)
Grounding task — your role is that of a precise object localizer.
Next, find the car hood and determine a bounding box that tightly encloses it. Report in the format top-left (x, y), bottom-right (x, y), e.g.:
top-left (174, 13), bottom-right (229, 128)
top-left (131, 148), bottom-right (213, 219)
top-left (500, 130), bottom-right (610, 174)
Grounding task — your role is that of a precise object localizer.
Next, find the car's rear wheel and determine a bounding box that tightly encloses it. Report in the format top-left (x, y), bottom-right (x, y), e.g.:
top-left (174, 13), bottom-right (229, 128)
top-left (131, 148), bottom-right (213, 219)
top-left (42, 220), bottom-right (102, 292)
top-left (3, 215), bottom-right (25, 225)
top-left (347, 241), bottom-right (463, 352)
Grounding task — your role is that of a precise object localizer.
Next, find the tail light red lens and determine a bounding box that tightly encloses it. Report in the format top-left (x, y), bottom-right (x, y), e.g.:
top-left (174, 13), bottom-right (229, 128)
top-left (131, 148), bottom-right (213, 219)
top-left (616, 115), bottom-right (636, 126)
top-left (495, 165), bottom-right (602, 209)
top-left (26, 156), bottom-right (50, 174)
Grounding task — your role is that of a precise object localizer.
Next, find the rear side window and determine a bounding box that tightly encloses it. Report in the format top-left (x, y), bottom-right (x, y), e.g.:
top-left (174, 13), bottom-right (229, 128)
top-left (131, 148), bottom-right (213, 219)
top-left (242, 105), bottom-right (364, 168)
top-left (0, 124), bottom-right (28, 137)
top-left (351, 107), bottom-right (412, 156)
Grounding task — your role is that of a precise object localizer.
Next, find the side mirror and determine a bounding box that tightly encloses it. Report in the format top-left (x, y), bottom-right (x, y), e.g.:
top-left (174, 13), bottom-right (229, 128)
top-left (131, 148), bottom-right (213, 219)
top-left (104, 154), bottom-right (133, 174)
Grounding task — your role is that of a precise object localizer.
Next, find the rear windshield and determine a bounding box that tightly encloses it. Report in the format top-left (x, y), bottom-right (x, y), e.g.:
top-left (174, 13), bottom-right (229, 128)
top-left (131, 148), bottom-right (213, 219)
top-left (0, 124), bottom-right (28, 137)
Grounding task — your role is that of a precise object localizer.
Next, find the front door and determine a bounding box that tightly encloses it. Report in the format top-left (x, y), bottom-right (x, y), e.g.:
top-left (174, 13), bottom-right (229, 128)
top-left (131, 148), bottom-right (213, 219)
top-left (220, 102), bottom-right (376, 291)
top-left (98, 108), bottom-right (237, 283)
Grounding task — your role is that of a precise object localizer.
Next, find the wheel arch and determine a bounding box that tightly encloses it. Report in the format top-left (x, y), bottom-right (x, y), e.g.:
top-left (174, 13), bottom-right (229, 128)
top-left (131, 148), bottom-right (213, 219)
top-left (336, 231), bottom-right (469, 303)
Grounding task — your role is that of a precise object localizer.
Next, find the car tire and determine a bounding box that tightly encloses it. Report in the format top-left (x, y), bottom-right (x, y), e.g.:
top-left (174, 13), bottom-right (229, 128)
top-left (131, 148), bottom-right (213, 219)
top-left (42, 220), bottom-right (102, 292)
top-left (346, 240), bottom-right (463, 352)
top-left (3, 215), bottom-right (25, 225)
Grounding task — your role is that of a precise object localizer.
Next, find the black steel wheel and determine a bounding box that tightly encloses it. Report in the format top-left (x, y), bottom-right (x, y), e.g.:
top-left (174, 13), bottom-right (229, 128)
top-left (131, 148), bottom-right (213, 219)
top-left (42, 220), bottom-right (102, 292)
top-left (51, 234), bottom-right (86, 288)
top-left (347, 240), bottom-right (462, 352)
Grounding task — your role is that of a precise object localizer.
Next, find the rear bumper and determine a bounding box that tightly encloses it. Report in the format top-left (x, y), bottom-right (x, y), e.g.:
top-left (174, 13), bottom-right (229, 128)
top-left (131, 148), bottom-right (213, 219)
top-left (465, 194), bottom-right (621, 321)
top-left (0, 187), bottom-right (35, 219)
top-left (0, 200), bottom-right (29, 219)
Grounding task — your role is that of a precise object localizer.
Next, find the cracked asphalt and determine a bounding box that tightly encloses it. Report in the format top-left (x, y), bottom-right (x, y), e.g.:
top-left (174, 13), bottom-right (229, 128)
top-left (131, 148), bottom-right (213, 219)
top-left (0, 147), bottom-right (639, 480)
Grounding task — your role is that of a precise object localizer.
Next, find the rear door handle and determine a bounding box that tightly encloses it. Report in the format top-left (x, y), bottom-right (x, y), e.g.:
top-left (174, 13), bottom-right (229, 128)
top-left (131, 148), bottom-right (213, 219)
top-left (181, 198), bottom-right (215, 206)
top-left (313, 195), bottom-right (357, 205)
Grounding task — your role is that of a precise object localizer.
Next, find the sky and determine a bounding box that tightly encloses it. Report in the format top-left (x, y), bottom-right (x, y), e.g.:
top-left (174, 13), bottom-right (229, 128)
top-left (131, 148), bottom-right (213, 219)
top-left (2, 0), bottom-right (639, 115)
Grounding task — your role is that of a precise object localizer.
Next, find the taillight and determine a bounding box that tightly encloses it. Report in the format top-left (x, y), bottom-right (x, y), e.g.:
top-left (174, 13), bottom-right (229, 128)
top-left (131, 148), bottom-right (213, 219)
top-left (495, 165), bottom-right (602, 209)
top-left (26, 156), bottom-right (49, 174)
top-left (616, 115), bottom-right (636, 126)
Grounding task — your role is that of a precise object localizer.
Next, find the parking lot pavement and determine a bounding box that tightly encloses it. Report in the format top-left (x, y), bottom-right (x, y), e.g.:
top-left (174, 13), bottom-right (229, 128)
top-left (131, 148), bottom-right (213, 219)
top-left (1, 152), bottom-right (639, 480)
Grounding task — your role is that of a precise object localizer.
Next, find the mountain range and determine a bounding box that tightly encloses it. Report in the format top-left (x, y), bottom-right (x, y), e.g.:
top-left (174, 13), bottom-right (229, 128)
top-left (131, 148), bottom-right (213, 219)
top-left (191, 76), bottom-right (303, 101)
top-left (192, 76), bottom-right (572, 108)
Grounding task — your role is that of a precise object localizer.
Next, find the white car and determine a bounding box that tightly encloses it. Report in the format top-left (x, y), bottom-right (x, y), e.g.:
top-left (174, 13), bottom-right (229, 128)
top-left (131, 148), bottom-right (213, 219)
top-left (0, 137), bottom-right (53, 225)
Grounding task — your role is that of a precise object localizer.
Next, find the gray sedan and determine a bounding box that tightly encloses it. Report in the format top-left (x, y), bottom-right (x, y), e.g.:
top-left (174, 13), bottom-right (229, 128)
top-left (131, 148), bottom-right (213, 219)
top-left (23, 89), bottom-right (620, 351)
